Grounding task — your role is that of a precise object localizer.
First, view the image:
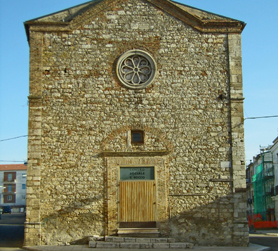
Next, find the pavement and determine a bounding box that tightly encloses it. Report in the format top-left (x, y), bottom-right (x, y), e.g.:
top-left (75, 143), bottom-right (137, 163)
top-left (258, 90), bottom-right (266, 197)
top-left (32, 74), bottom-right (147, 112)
top-left (1, 215), bottom-right (276, 251)
top-left (21, 230), bottom-right (278, 251)
top-left (0, 213), bottom-right (26, 226)
top-left (22, 231), bottom-right (278, 251)
top-left (21, 243), bottom-right (271, 251)
top-left (22, 230), bottom-right (278, 251)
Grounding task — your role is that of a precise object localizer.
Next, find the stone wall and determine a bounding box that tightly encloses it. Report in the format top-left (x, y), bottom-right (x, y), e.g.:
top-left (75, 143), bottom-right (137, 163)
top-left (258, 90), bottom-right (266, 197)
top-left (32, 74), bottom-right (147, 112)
top-left (25, 0), bottom-right (248, 246)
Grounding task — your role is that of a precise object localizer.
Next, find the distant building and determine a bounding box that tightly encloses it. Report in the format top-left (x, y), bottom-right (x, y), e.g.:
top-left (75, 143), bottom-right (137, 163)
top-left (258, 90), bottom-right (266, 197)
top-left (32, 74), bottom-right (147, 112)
top-left (270, 137), bottom-right (278, 221)
top-left (0, 164), bottom-right (27, 211)
top-left (246, 161), bottom-right (255, 225)
top-left (246, 137), bottom-right (278, 229)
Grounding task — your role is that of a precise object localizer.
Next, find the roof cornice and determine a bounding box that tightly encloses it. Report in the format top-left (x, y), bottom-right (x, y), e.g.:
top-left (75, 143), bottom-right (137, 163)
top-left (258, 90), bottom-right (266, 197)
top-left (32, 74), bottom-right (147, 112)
top-left (24, 0), bottom-right (246, 44)
top-left (146, 0), bottom-right (246, 33)
top-left (24, 21), bottom-right (70, 42)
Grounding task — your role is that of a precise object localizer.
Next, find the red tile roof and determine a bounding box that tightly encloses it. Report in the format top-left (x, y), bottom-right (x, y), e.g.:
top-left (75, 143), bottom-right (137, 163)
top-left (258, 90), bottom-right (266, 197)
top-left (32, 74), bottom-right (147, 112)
top-left (0, 164), bottom-right (27, 171)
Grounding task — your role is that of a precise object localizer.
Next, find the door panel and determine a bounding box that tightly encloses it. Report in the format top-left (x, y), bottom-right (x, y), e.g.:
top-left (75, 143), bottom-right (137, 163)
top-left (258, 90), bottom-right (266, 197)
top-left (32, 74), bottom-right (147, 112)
top-left (119, 181), bottom-right (156, 222)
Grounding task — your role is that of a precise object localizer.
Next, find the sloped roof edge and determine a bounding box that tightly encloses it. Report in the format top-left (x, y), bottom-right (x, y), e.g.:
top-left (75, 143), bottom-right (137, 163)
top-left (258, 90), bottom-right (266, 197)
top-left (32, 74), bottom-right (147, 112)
top-left (25, 0), bottom-right (99, 23)
top-left (24, 0), bottom-right (246, 43)
top-left (24, 0), bottom-right (100, 42)
top-left (171, 0), bottom-right (245, 23)
top-left (147, 0), bottom-right (246, 32)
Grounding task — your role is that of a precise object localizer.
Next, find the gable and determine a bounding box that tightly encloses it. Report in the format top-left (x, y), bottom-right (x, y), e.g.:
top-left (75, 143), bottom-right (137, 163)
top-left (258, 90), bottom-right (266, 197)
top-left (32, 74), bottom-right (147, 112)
top-left (24, 0), bottom-right (245, 42)
top-left (24, 0), bottom-right (248, 247)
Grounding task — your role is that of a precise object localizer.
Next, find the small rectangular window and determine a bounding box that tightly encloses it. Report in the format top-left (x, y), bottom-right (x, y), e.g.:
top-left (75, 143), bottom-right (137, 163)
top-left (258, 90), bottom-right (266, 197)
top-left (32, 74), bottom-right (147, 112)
top-left (22, 184), bottom-right (26, 189)
top-left (22, 195), bottom-right (26, 200)
top-left (8, 184), bottom-right (12, 192)
top-left (4, 172), bottom-right (16, 182)
top-left (131, 130), bottom-right (144, 144)
top-left (4, 194), bottom-right (15, 203)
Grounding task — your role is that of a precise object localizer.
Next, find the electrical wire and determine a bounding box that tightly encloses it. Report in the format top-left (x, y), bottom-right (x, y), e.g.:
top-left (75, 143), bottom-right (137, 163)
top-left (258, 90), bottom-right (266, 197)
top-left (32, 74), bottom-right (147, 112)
top-left (0, 135), bottom-right (28, 142)
top-left (245, 115), bottom-right (278, 120)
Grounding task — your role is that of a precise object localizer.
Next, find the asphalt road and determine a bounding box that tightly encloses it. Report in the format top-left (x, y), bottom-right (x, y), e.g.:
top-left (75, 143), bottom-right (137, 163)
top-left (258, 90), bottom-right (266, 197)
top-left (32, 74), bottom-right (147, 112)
top-left (0, 213), bottom-right (25, 248)
top-left (250, 234), bottom-right (278, 251)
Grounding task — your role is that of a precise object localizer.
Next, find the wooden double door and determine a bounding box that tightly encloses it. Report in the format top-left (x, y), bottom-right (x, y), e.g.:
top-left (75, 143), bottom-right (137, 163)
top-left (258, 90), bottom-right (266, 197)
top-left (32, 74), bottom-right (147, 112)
top-left (119, 167), bottom-right (156, 225)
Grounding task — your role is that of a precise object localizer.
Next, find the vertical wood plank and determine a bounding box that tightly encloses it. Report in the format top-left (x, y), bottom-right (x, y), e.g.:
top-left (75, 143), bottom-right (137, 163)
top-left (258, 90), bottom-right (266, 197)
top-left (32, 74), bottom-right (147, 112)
top-left (119, 181), bottom-right (155, 222)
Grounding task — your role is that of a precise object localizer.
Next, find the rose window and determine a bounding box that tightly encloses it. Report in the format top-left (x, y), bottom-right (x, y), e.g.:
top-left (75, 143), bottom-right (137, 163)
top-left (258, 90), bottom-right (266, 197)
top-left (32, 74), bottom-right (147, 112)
top-left (116, 49), bottom-right (157, 89)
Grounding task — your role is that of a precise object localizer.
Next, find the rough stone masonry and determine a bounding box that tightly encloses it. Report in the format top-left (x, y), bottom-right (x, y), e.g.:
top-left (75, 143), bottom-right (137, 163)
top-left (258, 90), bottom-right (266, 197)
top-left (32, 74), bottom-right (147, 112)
top-left (24, 0), bottom-right (248, 247)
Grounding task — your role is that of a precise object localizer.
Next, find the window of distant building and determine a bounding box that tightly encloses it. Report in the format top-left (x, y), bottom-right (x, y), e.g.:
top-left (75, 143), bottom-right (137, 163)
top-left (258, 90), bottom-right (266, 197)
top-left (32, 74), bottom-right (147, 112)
top-left (22, 184), bottom-right (26, 189)
top-left (22, 195), bottom-right (26, 200)
top-left (8, 184), bottom-right (12, 192)
top-left (8, 174), bottom-right (12, 181)
top-left (7, 195), bottom-right (12, 201)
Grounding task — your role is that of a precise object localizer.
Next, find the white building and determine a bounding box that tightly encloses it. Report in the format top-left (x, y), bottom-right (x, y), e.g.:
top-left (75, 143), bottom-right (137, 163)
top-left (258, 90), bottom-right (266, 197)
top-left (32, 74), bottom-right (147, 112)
top-left (271, 137), bottom-right (278, 220)
top-left (247, 136), bottom-right (278, 226)
top-left (0, 164), bottom-right (27, 211)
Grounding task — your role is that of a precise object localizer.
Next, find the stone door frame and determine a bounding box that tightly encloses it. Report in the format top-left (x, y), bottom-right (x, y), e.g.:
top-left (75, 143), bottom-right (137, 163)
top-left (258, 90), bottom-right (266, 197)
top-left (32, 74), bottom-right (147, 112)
top-left (105, 155), bottom-right (169, 236)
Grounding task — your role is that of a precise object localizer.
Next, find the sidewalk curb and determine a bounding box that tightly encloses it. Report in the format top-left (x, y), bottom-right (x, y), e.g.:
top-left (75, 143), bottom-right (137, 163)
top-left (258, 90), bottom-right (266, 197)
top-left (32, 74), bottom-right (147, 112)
top-left (260, 247), bottom-right (271, 251)
top-left (264, 233), bottom-right (278, 237)
top-left (21, 244), bottom-right (272, 251)
top-left (22, 247), bottom-right (40, 251)
top-left (256, 232), bottom-right (278, 237)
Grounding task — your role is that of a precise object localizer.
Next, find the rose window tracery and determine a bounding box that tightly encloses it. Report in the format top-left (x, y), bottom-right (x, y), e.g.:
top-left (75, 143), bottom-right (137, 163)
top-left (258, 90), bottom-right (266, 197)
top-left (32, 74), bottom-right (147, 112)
top-left (116, 50), bottom-right (157, 89)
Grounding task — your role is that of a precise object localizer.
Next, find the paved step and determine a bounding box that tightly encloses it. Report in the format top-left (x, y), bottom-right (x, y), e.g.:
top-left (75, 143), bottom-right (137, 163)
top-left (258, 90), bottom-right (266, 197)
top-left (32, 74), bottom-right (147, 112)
top-left (89, 241), bottom-right (194, 249)
top-left (117, 228), bottom-right (160, 238)
top-left (106, 236), bottom-right (176, 243)
top-left (88, 236), bottom-right (194, 249)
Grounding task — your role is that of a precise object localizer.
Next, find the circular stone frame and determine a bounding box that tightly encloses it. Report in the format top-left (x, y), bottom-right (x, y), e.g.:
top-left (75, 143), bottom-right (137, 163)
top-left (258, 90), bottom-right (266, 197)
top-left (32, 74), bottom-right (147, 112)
top-left (116, 49), bottom-right (157, 89)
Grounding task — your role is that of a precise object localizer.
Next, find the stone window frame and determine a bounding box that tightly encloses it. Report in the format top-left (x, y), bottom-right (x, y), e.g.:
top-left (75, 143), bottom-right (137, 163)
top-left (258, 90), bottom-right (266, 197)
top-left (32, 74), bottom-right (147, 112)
top-left (116, 49), bottom-right (157, 89)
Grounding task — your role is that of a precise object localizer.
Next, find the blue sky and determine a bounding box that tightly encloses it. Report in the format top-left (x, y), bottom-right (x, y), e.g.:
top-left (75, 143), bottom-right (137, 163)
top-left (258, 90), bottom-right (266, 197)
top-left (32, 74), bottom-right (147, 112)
top-left (0, 0), bottom-right (277, 165)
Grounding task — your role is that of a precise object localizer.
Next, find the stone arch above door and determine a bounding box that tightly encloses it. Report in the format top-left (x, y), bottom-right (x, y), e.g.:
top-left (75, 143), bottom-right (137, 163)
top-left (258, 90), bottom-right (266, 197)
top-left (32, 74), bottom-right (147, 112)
top-left (101, 125), bottom-right (173, 153)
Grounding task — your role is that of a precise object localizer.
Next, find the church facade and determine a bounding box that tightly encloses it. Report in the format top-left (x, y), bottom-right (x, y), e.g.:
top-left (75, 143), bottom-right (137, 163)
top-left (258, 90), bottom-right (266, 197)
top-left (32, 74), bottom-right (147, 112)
top-left (24, 0), bottom-right (248, 246)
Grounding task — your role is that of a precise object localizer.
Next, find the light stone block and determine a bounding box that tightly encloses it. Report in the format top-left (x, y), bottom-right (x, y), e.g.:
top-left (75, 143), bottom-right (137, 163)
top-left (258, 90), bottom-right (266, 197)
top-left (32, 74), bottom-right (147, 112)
top-left (153, 243), bottom-right (170, 249)
top-left (96, 242), bottom-right (119, 248)
top-left (124, 237), bottom-right (136, 243)
top-left (112, 237), bottom-right (125, 242)
top-left (139, 243), bottom-right (153, 249)
top-left (170, 243), bottom-right (192, 249)
top-left (136, 238), bottom-right (151, 243)
top-left (167, 238), bottom-right (176, 243)
top-left (120, 243), bottom-right (140, 249)
top-left (88, 241), bottom-right (96, 248)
